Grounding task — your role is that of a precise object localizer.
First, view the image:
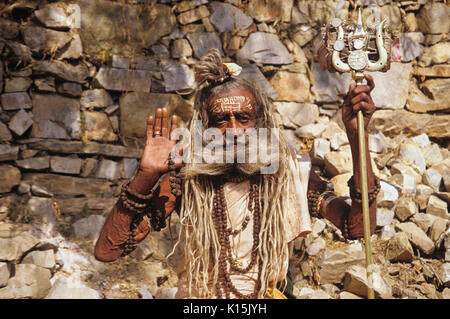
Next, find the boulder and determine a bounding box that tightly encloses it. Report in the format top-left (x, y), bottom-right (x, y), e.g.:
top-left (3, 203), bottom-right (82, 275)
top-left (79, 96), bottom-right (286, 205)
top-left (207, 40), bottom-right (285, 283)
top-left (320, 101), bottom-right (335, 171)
top-left (186, 32), bottom-right (224, 59)
top-left (275, 102), bottom-right (318, 128)
top-left (15, 157), bottom-right (50, 171)
top-left (0, 144), bottom-right (19, 162)
top-left (32, 60), bottom-right (91, 84)
top-left (310, 138), bottom-right (331, 165)
top-left (343, 265), bottom-right (392, 299)
top-left (96, 159), bottom-right (122, 181)
top-left (331, 173), bottom-right (352, 198)
top-left (7, 264), bottom-right (51, 299)
top-left (442, 263), bottom-right (450, 288)
top-left (94, 67), bottom-right (152, 92)
top-left (237, 64), bottom-right (278, 100)
top-left (395, 222), bottom-right (435, 255)
top-left (57, 82), bottom-right (82, 97)
top-left (84, 111), bottom-right (118, 142)
top-left (0, 122), bottom-right (12, 142)
top-left (270, 71), bottom-right (310, 102)
top-left (23, 26), bottom-right (72, 54)
top-left (384, 232), bottom-right (414, 262)
top-left (160, 62), bottom-right (196, 92)
top-left (0, 262), bottom-right (9, 288)
top-left (34, 77), bottom-right (56, 93)
top-left (296, 122), bottom-right (327, 139)
top-left (4, 77), bottom-right (32, 93)
top-left (311, 62), bottom-right (352, 103)
top-left (422, 168), bottom-right (442, 192)
top-left (426, 196), bottom-right (449, 220)
top-left (22, 250), bottom-right (56, 271)
top-left (171, 39), bottom-right (192, 58)
top-left (395, 196), bottom-right (418, 222)
top-left (417, 2), bottom-right (450, 34)
top-left (429, 218), bottom-right (448, 243)
top-left (399, 33), bottom-right (423, 62)
top-left (237, 32), bottom-right (293, 65)
top-left (50, 156), bottom-right (83, 175)
top-left (406, 82), bottom-right (442, 113)
top-left (0, 18), bottom-right (19, 39)
top-left (1, 92), bottom-right (32, 110)
top-left (421, 79), bottom-right (450, 110)
top-left (0, 165), bottom-right (21, 193)
top-left (8, 109), bottom-right (33, 136)
top-left (318, 248), bottom-right (365, 285)
top-left (209, 2), bottom-right (253, 33)
top-left (411, 212), bottom-right (440, 234)
top-left (45, 277), bottom-right (102, 299)
top-left (26, 197), bottom-right (55, 225)
top-left (80, 89), bottom-right (113, 109)
top-left (398, 143), bottom-right (426, 174)
top-left (376, 208), bottom-right (395, 228)
top-left (31, 94), bottom-right (80, 140)
top-left (122, 158), bottom-right (138, 179)
top-left (72, 215), bottom-right (106, 240)
top-left (247, 0), bottom-right (293, 23)
top-left (415, 184), bottom-right (434, 211)
top-left (34, 3), bottom-right (80, 29)
top-left (0, 233), bottom-right (40, 262)
top-left (130, 241), bottom-right (155, 262)
top-left (324, 151), bottom-right (353, 176)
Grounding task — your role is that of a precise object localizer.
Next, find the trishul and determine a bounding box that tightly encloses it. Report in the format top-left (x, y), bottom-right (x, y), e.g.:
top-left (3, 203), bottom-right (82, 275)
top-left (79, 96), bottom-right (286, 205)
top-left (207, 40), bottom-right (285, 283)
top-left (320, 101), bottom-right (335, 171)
top-left (330, 9), bottom-right (389, 300)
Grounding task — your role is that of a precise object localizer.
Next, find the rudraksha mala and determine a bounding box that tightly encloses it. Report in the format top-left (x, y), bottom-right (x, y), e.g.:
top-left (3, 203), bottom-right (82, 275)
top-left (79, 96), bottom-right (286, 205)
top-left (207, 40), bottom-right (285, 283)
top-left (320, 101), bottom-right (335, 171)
top-left (347, 175), bottom-right (381, 204)
top-left (212, 176), bottom-right (263, 299)
top-left (168, 157), bottom-right (182, 197)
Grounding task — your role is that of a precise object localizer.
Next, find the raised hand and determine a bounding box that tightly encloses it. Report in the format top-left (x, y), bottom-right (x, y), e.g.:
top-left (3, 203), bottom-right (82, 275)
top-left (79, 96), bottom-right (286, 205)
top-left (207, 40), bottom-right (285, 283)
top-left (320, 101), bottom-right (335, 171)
top-left (342, 74), bottom-right (376, 138)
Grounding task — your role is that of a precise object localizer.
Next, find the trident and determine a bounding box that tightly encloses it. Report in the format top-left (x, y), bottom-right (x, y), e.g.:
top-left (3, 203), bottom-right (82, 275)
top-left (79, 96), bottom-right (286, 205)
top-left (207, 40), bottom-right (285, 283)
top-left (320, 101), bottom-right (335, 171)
top-left (328, 8), bottom-right (390, 299)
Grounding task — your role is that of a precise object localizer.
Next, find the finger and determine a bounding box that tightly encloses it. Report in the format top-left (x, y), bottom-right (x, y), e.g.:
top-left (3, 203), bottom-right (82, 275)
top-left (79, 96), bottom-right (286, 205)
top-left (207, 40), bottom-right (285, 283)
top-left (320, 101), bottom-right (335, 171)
top-left (352, 85), bottom-right (372, 96)
top-left (169, 115), bottom-right (179, 140)
top-left (146, 115), bottom-right (154, 144)
top-left (154, 108), bottom-right (163, 137)
top-left (161, 108), bottom-right (169, 138)
top-left (345, 83), bottom-right (356, 102)
top-left (351, 92), bottom-right (370, 105)
top-left (365, 74), bottom-right (375, 91)
top-left (353, 101), bottom-right (370, 115)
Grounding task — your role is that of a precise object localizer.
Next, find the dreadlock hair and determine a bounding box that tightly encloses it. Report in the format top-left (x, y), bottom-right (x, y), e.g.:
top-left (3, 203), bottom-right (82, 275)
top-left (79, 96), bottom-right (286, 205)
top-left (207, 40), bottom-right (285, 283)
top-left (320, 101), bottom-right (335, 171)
top-left (169, 48), bottom-right (294, 298)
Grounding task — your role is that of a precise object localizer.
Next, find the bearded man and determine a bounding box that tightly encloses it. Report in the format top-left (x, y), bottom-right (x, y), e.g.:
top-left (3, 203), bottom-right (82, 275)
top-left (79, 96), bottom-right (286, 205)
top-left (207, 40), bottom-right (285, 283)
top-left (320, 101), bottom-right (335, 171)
top-left (94, 49), bottom-right (379, 299)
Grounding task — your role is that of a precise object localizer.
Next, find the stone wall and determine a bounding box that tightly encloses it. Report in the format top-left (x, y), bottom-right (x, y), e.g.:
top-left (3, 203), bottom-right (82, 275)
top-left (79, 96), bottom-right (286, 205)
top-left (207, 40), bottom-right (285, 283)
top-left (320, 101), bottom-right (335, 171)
top-left (0, 0), bottom-right (449, 299)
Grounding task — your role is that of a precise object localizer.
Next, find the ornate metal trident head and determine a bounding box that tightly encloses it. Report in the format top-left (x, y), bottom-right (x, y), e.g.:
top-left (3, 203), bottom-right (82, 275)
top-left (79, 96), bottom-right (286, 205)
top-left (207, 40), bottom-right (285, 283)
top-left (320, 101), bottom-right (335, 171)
top-left (319, 8), bottom-right (393, 85)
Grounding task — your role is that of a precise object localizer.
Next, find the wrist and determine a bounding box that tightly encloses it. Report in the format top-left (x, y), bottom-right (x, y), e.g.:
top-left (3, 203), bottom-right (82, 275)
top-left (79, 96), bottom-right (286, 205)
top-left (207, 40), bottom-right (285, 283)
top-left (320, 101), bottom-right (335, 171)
top-left (129, 168), bottom-right (160, 195)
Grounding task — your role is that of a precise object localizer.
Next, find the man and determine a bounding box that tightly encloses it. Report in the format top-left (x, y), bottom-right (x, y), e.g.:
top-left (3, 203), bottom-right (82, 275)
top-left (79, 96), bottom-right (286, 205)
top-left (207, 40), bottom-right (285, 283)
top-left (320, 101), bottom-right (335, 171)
top-left (94, 49), bottom-right (379, 299)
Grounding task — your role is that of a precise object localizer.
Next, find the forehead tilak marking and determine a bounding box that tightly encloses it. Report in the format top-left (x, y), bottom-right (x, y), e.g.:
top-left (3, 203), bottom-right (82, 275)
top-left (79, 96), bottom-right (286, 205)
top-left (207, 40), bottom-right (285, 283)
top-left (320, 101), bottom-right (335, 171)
top-left (211, 95), bottom-right (253, 113)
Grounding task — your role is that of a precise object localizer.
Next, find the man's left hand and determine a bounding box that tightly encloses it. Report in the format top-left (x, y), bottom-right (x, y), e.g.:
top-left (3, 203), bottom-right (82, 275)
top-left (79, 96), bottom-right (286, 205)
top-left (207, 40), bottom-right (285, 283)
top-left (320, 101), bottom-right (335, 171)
top-left (342, 74), bottom-right (376, 138)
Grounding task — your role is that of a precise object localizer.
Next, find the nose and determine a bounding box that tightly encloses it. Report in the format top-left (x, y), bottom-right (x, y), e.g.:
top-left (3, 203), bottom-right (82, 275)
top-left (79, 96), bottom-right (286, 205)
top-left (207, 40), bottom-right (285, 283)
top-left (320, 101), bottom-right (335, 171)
top-left (226, 113), bottom-right (243, 136)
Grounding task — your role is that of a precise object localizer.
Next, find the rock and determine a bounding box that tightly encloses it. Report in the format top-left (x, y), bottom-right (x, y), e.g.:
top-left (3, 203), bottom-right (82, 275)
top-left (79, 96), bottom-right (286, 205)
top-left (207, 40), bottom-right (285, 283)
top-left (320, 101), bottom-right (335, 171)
top-left (443, 288), bottom-right (450, 299)
top-left (84, 111), bottom-right (118, 142)
top-left (236, 64), bottom-right (278, 100)
top-left (324, 151), bottom-right (352, 176)
top-left (50, 156), bottom-right (83, 175)
top-left (298, 289), bottom-right (332, 299)
top-left (151, 44), bottom-right (169, 60)
top-left (3, 41), bottom-right (33, 64)
top-left (171, 39), bottom-right (192, 58)
top-left (8, 109), bottom-right (33, 137)
top-left (23, 173), bottom-right (113, 197)
top-left (80, 89), bottom-right (113, 109)
top-left (415, 184), bottom-right (434, 211)
top-left (369, 63), bottom-right (412, 109)
top-left (80, 158), bottom-right (98, 178)
top-left (380, 225), bottom-right (396, 240)
top-left (15, 157), bottom-right (50, 171)
top-left (23, 26), bottom-right (72, 54)
top-left (94, 67), bottom-right (152, 92)
top-left (339, 291), bottom-right (363, 299)
top-left (96, 159), bottom-right (122, 180)
top-left (112, 55), bottom-right (130, 69)
top-left (7, 264), bottom-right (51, 299)
top-left (4, 77), bottom-right (32, 93)
top-left (22, 250), bottom-right (56, 271)
top-left (0, 262), bottom-right (9, 288)
top-left (310, 138), bottom-right (330, 165)
top-left (34, 77), bottom-right (56, 93)
top-left (177, 5), bottom-right (209, 25)
top-left (442, 263), bottom-right (450, 288)
top-left (429, 218), bottom-right (448, 243)
top-left (390, 173), bottom-right (416, 196)
top-left (209, 2), bottom-right (253, 33)
top-left (421, 79), bottom-right (450, 110)
top-left (0, 18), bottom-right (19, 39)
top-left (134, 56), bottom-right (158, 71)
top-left (0, 165), bottom-right (21, 193)
top-left (406, 82), bottom-right (443, 113)
top-left (404, 13), bottom-right (418, 32)
top-left (331, 173), bottom-right (351, 198)
top-left (343, 265), bottom-right (392, 299)
top-left (237, 32), bottom-right (293, 65)
top-left (33, 60), bottom-right (91, 83)
top-left (423, 144), bottom-right (444, 168)
top-left (1, 92), bottom-right (32, 110)
top-left (395, 222), bottom-right (435, 255)
top-left (186, 32), bottom-right (224, 59)
top-left (26, 197), bottom-right (55, 225)
top-left (158, 287), bottom-right (178, 299)
top-left (377, 208), bottom-right (395, 228)
top-left (27, 139), bottom-right (142, 159)
top-left (54, 197), bottom-right (116, 216)
top-left (426, 196), bottom-right (449, 220)
top-left (321, 121), bottom-right (348, 149)
top-left (270, 71), bottom-right (310, 102)
top-left (275, 102), bottom-right (318, 128)
top-left (411, 133), bottom-right (430, 147)
top-left (34, 3), bottom-right (80, 29)
top-left (45, 277), bottom-right (102, 299)
top-left (247, 0), bottom-right (293, 23)
top-left (78, 1), bottom-right (176, 57)
top-left (0, 144), bottom-right (19, 162)
top-left (399, 143), bottom-right (426, 174)
top-left (414, 65), bottom-right (450, 78)
top-left (368, 134), bottom-right (383, 153)
top-left (31, 94), bottom-right (80, 140)
top-left (423, 168), bottom-right (442, 192)
top-left (130, 241), bottom-right (154, 261)
top-left (292, 26), bottom-right (317, 47)
top-left (417, 3), bottom-right (450, 34)
top-left (379, 5), bottom-right (402, 31)
top-left (0, 233), bottom-right (40, 262)
top-left (311, 63), bottom-right (354, 106)
top-left (137, 287), bottom-right (153, 299)
top-left (119, 92), bottom-right (192, 139)
top-left (318, 248), bottom-right (365, 285)
top-left (306, 237), bottom-right (325, 256)
top-left (160, 62), bottom-right (196, 92)
top-left (445, 171), bottom-right (450, 193)
top-left (377, 181), bottom-right (399, 209)
top-left (0, 122), bottom-right (12, 142)
top-left (384, 232), bottom-right (414, 262)
top-left (411, 213), bottom-right (439, 234)
top-left (122, 158), bottom-right (138, 179)
top-left (296, 122), bottom-right (327, 139)
top-left (58, 82), bottom-right (82, 97)
top-left (73, 215), bottom-right (106, 240)
top-left (419, 43), bottom-right (450, 67)
top-left (395, 196), bottom-right (418, 222)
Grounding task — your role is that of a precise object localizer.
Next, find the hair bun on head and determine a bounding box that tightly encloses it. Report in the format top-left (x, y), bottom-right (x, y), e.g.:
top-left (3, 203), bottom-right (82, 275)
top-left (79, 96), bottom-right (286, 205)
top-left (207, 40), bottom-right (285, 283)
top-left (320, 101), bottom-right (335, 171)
top-left (194, 48), bottom-right (232, 87)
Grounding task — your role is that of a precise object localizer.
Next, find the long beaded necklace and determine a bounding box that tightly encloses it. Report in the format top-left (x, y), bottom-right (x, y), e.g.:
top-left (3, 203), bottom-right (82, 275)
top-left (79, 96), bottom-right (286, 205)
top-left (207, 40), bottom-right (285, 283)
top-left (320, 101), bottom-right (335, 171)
top-left (212, 175), bottom-right (262, 299)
